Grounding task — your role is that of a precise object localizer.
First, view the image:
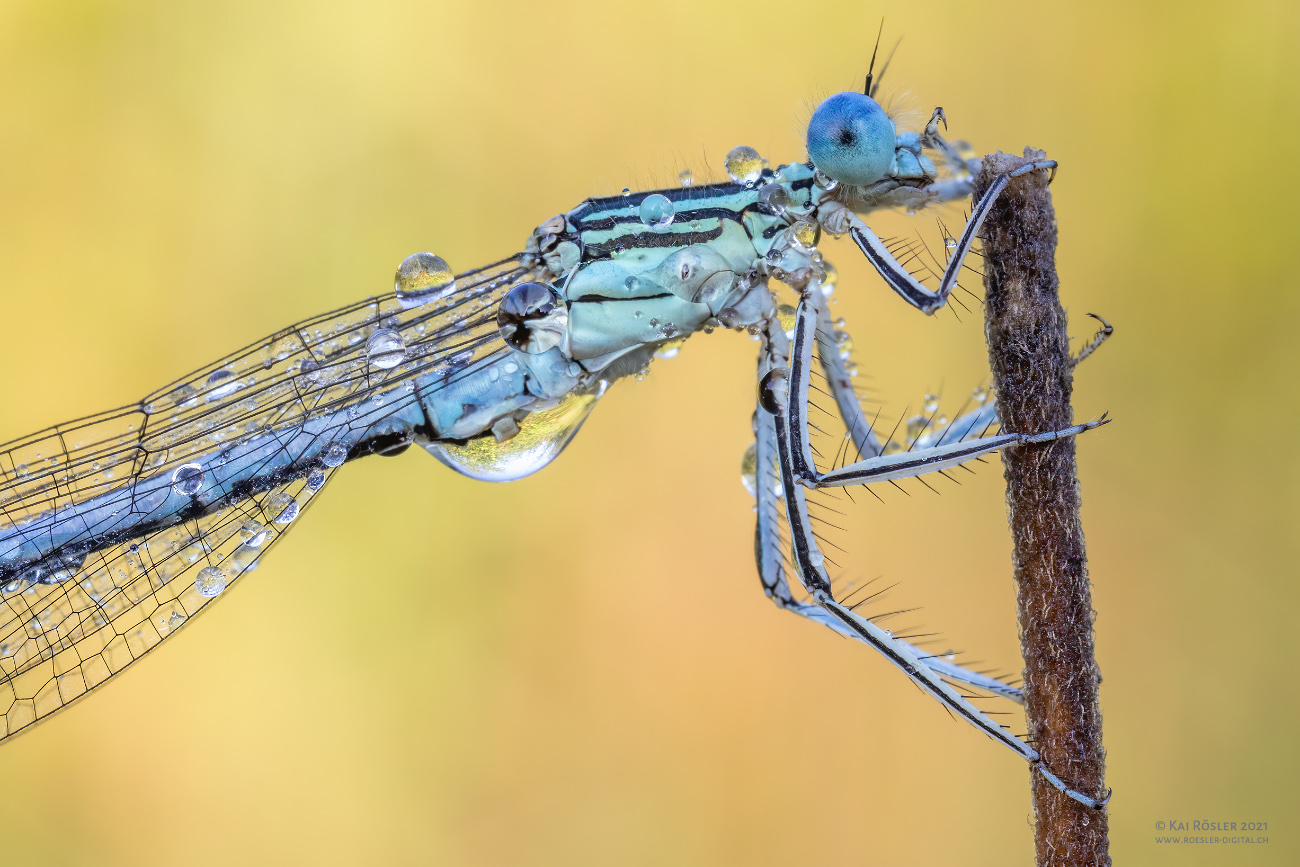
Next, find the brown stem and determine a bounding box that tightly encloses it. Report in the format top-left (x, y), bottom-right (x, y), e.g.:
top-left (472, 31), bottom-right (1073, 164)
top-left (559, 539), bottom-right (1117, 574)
top-left (975, 149), bottom-right (1110, 866)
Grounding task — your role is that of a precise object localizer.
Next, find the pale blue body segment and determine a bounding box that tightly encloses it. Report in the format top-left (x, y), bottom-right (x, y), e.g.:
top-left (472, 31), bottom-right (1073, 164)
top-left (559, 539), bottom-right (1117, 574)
top-left (0, 80), bottom-right (1108, 809)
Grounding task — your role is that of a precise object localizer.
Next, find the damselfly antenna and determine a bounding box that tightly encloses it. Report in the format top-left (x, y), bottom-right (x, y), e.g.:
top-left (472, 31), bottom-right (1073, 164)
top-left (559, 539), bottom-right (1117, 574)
top-left (863, 21), bottom-right (884, 96)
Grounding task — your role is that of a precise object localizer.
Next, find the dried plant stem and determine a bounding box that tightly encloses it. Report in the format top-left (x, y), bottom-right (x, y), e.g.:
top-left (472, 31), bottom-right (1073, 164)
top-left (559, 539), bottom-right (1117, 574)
top-left (975, 149), bottom-right (1110, 866)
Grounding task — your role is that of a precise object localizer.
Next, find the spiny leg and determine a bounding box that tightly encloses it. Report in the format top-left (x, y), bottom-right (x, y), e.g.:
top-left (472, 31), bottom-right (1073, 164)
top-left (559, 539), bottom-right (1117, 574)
top-left (1071, 313), bottom-right (1114, 369)
top-left (806, 278), bottom-right (886, 460)
top-left (760, 284), bottom-right (1110, 809)
top-left (753, 324), bottom-right (798, 608)
top-left (845, 160), bottom-right (1058, 314)
top-left (784, 288), bottom-right (1105, 490)
top-left (793, 277), bottom-right (1026, 699)
top-left (751, 363), bottom-right (1025, 701)
top-left (805, 269), bottom-right (1002, 464)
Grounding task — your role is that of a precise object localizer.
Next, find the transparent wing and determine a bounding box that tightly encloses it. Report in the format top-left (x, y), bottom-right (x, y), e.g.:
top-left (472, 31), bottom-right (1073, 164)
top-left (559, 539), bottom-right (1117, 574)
top-left (0, 469), bottom-right (330, 738)
top-left (0, 254), bottom-right (539, 741)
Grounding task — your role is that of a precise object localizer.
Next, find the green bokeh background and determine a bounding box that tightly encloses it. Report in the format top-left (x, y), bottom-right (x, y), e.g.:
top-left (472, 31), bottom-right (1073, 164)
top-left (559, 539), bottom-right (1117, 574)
top-left (0, 1), bottom-right (1295, 864)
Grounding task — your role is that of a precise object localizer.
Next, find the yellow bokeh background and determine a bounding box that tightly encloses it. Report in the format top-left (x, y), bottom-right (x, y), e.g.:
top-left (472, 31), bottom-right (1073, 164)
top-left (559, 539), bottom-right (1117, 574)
top-left (1, 1), bottom-right (1296, 864)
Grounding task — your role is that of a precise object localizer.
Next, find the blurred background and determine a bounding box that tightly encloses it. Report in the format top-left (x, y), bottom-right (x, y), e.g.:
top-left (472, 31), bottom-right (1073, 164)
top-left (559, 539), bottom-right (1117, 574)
top-left (0, 0), bottom-right (1295, 864)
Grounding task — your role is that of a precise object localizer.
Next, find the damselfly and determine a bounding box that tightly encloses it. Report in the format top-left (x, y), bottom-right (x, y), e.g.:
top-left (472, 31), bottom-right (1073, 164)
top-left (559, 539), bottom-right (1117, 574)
top-left (0, 57), bottom-right (1108, 807)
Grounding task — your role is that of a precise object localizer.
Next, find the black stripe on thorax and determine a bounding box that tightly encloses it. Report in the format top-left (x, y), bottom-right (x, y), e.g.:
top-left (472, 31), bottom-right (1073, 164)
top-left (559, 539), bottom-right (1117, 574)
top-left (582, 224), bottom-right (725, 260)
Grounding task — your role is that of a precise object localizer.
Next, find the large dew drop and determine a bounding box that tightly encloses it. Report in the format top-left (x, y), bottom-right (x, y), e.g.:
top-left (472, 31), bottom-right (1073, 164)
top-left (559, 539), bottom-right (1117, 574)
top-left (366, 329), bottom-right (406, 370)
top-left (497, 282), bottom-right (568, 354)
top-left (639, 194), bottom-right (675, 230)
top-left (424, 390), bottom-right (601, 482)
top-left (395, 252), bottom-right (455, 308)
top-left (724, 146), bottom-right (763, 185)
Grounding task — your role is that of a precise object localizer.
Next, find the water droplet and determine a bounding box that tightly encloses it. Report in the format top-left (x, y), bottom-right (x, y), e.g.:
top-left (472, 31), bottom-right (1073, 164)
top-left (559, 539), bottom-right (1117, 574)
top-left (639, 193), bottom-right (675, 230)
top-left (306, 468), bottom-right (326, 491)
top-left (944, 649), bottom-right (957, 661)
top-left (821, 263), bottom-right (839, 296)
top-left (654, 338), bottom-right (686, 360)
top-left (321, 441), bottom-right (348, 467)
top-left (240, 520), bottom-right (267, 548)
top-left (776, 304), bottom-right (797, 338)
top-left (813, 169), bottom-right (839, 192)
top-left (923, 394), bottom-right (940, 413)
top-left (205, 370), bottom-right (243, 401)
top-left (366, 329), bottom-right (406, 370)
top-left (678, 169), bottom-right (694, 187)
top-left (621, 187), bottom-right (631, 197)
top-left (169, 384), bottom-right (198, 407)
top-left (624, 276), bottom-right (639, 291)
top-left (809, 551), bottom-right (825, 568)
top-left (395, 252), bottom-right (456, 308)
top-left (724, 145), bottom-right (763, 185)
top-left (906, 415), bottom-right (931, 441)
top-left (935, 414), bottom-right (949, 428)
top-left (268, 492), bottom-right (299, 524)
top-left (884, 441), bottom-right (903, 455)
top-left (944, 236), bottom-right (957, 250)
top-left (228, 543), bottom-right (261, 574)
top-left (788, 220), bottom-right (819, 251)
top-left (972, 386), bottom-right (989, 404)
top-left (425, 390), bottom-right (601, 482)
top-left (195, 566), bottom-right (226, 598)
top-left (497, 282), bottom-right (568, 354)
top-left (171, 463), bottom-right (204, 496)
top-left (740, 442), bottom-right (758, 498)
top-left (757, 183), bottom-right (789, 216)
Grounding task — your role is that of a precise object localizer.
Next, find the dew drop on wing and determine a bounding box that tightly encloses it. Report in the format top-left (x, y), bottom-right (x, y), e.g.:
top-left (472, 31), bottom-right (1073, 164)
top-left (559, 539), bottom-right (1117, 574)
top-left (205, 369), bottom-right (243, 401)
top-left (240, 520), bottom-right (267, 548)
top-left (171, 463), bottom-right (205, 496)
top-left (395, 252), bottom-right (456, 309)
top-left (366, 329), bottom-right (406, 370)
top-left (195, 566), bottom-right (226, 598)
top-left (321, 441), bottom-right (348, 467)
top-left (268, 492), bottom-right (299, 524)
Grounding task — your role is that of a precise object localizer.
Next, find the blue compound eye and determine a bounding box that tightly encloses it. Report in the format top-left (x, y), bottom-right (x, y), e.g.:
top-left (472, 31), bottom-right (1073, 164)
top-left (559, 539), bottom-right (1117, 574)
top-left (806, 91), bottom-right (896, 187)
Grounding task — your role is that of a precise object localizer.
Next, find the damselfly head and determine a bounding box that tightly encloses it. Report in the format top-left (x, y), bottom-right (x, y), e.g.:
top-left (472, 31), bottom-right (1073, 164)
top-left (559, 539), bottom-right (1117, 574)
top-left (806, 91), bottom-right (896, 188)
